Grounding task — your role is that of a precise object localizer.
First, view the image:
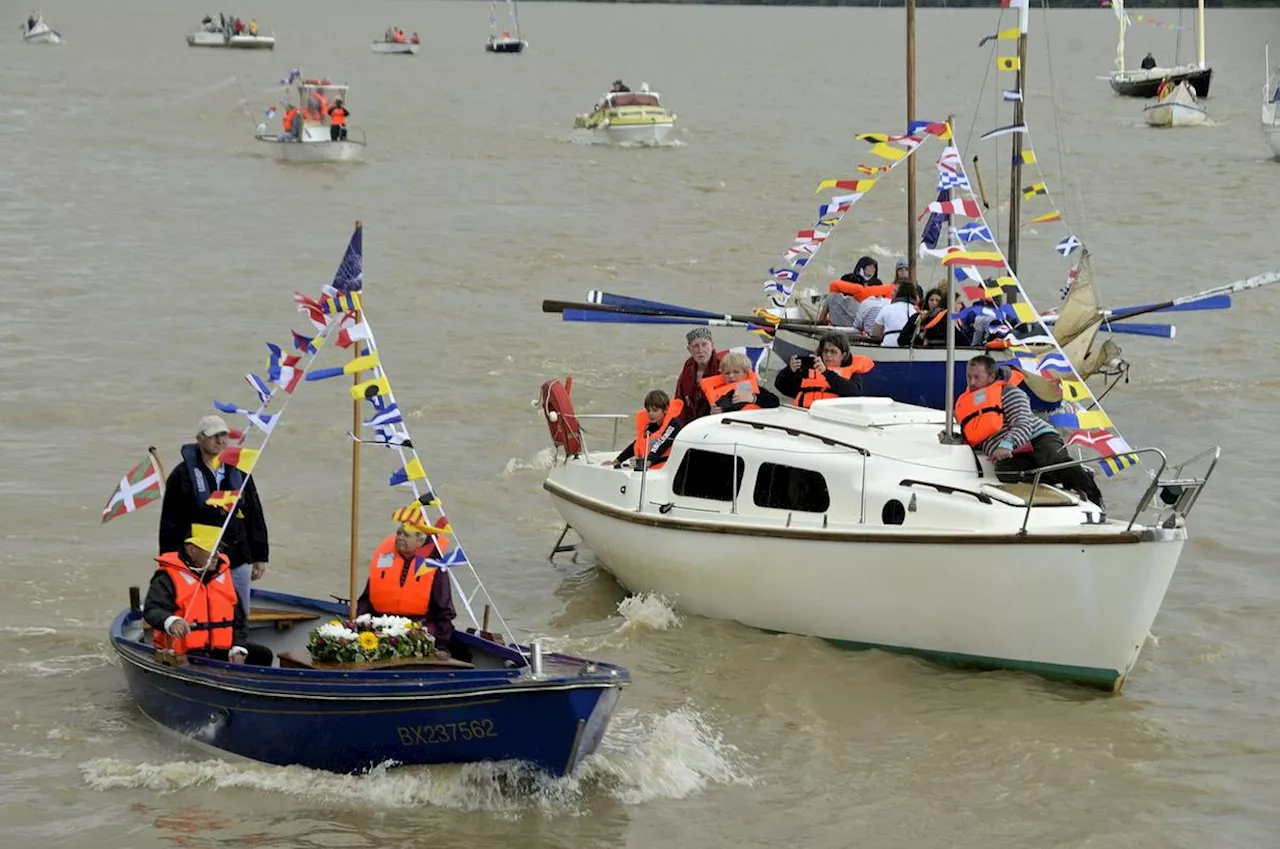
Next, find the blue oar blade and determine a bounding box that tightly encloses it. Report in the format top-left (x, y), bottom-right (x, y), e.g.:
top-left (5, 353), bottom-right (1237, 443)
top-left (1104, 321), bottom-right (1175, 339)
top-left (563, 309), bottom-right (705, 326)
top-left (588, 290), bottom-right (721, 319)
top-left (1112, 294), bottom-right (1231, 318)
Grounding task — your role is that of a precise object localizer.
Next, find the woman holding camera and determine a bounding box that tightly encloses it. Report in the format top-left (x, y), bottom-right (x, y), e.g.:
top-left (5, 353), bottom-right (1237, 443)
top-left (773, 333), bottom-right (875, 409)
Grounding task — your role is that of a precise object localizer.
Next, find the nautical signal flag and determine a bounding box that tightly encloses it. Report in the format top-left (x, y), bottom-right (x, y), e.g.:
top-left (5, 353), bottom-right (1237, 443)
top-left (942, 249), bottom-right (1007, 268)
top-left (815, 179), bottom-right (876, 194)
top-left (1014, 149), bottom-right (1037, 166)
top-left (1024, 211), bottom-right (1062, 226)
top-left (1009, 301), bottom-right (1040, 324)
top-left (321, 291), bottom-right (361, 316)
top-left (206, 489), bottom-right (242, 511)
top-left (922, 198), bottom-right (982, 218)
top-left (1100, 453), bottom-right (1141, 477)
top-left (1048, 408), bottom-right (1113, 431)
top-left (389, 457), bottom-right (427, 486)
top-left (997, 56), bottom-right (1021, 72)
top-left (101, 453), bottom-right (164, 523)
top-left (867, 142), bottom-right (908, 162)
top-left (979, 27), bottom-right (1021, 47)
top-left (351, 375), bottom-right (391, 400)
top-left (335, 319), bottom-right (370, 350)
top-left (291, 330), bottom-right (321, 355)
top-left (1056, 234), bottom-right (1083, 256)
top-left (216, 447), bottom-right (259, 473)
top-left (983, 276), bottom-right (1020, 300)
top-left (1022, 182), bottom-right (1048, 200)
top-left (1001, 0), bottom-right (1023, 8)
top-left (306, 352), bottom-right (382, 382)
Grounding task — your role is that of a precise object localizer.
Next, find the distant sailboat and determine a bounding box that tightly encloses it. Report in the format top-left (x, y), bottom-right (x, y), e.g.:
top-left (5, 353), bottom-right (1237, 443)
top-left (1109, 0), bottom-right (1211, 98)
top-left (485, 0), bottom-right (527, 54)
top-left (1264, 47), bottom-right (1280, 160)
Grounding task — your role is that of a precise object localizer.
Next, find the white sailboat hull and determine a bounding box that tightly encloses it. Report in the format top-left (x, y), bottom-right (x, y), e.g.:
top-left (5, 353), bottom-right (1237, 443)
top-left (23, 22), bottom-right (61, 43)
top-left (1265, 103), bottom-right (1280, 160)
top-left (546, 474), bottom-right (1183, 690)
top-left (254, 136), bottom-right (364, 162)
top-left (187, 31), bottom-right (275, 49)
top-left (372, 41), bottom-right (418, 54)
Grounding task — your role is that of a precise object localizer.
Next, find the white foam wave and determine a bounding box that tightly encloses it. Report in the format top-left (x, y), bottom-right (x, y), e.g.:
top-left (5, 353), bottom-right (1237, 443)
top-left (616, 592), bottom-right (682, 631)
top-left (79, 706), bottom-right (748, 812)
top-left (502, 447), bottom-right (557, 474)
top-left (0, 626), bottom-right (58, 636)
top-left (13, 653), bottom-right (111, 677)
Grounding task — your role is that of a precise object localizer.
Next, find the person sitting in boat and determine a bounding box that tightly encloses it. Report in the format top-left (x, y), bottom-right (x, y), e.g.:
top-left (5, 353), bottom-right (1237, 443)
top-left (280, 102), bottom-right (300, 140)
top-left (955, 355), bottom-right (1105, 508)
top-left (328, 99), bottom-right (349, 141)
top-left (612, 390), bottom-right (683, 471)
top-left (820, 256), bottom-right (895, 328)
top-left (774, 333), bottom-right (873, 409)
top-left (897, 287), bottom-right (953, 348)
top-left (673, 328), bottom-right (727, 424)
top-left (871, 282), bottom-right (919, 346)
top-left (610, 79), bottom-right (631, 93)
top-left (143, 523), bottom-right (274, 666)
top-left (703, 352), bottom-right (780, 414)
top-left (28, 13), bottom-right (37, 30)
top-left (355, 507), bottom-right (468, 660)
top-left (247, 19), bottom-right (257, 36)
top-left (1141, 52), bottom-right (1157, 70)
top-left (410, 32), bottom-right (420, 44)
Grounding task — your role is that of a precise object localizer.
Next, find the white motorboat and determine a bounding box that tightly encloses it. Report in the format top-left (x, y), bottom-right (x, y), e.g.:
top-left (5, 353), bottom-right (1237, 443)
top-left (254, 77), bottom-right (364, 163)
top-left (484, 0), bottom-right (526, 53)
top-left (1144, 80), bottom-right (1207, 128)
top-left (1264, 47), bottom-right (1280, 160)
top-left (372, 38), bottom-right (419, 55)
top-left (541, 389), bottom-right (1218, 692)
top-left (186, 17), bottom-right (275, 49)
top-left (573, 85), bottom-right (677, 146)
top-left (22, 11), bottom-right (61, 43)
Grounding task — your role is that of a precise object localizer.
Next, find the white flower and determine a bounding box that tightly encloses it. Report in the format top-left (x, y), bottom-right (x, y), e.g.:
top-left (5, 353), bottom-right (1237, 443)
top-left (368, 615), bottom-right (415, 638)
top-left (315, 623), bottom-right (359, 642)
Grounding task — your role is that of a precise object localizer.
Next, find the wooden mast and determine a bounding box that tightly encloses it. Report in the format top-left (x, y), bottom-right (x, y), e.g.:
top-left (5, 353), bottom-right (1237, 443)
top-left (906, 0), bottom-right (917, 284)
top-left (347, 220), bottom-right (363, 621)
top-left (1006, 0), bottom-right (1031, 277)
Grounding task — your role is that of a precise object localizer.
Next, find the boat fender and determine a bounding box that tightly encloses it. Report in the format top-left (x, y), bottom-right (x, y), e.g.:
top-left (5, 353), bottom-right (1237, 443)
top-left (539, 377), bottom-right (584, 456)
top-left (619, 485), bottom-right (626, 496)
top-left (658, 503), bottom-right (673, 514)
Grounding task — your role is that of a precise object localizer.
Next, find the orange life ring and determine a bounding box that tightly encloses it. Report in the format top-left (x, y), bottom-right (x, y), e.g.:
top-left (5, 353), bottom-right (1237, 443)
top-left (539, 377), bottom-right (584, 457)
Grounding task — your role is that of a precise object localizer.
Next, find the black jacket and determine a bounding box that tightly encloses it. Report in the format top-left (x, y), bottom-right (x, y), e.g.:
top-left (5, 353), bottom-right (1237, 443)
top-left (774, 362), bottom-right (864, 401)
top-left (158, 444), bottom-right (269, 566)
top-left (142, 553), bottom-right (248, 648)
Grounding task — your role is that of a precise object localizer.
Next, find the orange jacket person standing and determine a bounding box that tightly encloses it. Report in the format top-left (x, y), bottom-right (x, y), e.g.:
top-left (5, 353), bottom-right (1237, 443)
top-left (327, 99), bottom-right (349, 141)
top-left (355, 506), bottom-right (463, 657)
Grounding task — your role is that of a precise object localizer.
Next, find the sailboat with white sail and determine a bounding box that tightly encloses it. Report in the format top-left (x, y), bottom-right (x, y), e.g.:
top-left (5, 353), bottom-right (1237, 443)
top-left (485, 0), bottom-right (527, 53)
top-left (1109, 0), bottom-right (1212, 98)
top-left (1263, 47), bottom-right (1280, 160)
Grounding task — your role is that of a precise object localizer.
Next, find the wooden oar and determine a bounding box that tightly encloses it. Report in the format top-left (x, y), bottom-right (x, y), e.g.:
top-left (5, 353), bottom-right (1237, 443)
top-left (544, 299), bottom-right (847, 338)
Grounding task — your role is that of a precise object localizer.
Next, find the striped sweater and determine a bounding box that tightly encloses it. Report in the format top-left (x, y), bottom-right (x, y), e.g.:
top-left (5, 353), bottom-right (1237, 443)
top-left (978, 381), bottom-right (1056, 457)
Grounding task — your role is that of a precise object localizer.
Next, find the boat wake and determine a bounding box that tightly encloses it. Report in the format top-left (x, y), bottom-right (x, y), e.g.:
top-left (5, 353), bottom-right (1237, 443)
top-left (502, 446), bottom-right (558, 474)
top-left (563, 131), bottom-right (685, 149)
top-left (78, 705), bottom-right (749, 812)
top-left (615, 592), bottom-right (682, 631)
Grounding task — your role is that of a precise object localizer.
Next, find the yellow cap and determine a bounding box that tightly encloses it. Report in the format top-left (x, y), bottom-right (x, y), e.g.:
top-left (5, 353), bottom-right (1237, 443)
top-left (186, 524), bottom-right (222, 553)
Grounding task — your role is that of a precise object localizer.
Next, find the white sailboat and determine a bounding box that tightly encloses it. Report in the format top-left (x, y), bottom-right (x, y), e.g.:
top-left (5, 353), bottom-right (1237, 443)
top-left (1144, 80), bottom-right (1207, 128)
top-left (1109, 0), bottom-right (1211, 98)
top-left (485, 0), bottom-right (526, 53)
top-left (21, 10), bottom-right (61, 43)
top-left (1264, 47), bottom-right (1280, 160)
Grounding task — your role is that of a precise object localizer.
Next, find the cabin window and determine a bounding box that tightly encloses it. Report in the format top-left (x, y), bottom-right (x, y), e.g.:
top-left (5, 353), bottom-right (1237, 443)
top-left (753, 463), bottom-right (831, 513)
top-left (672, 449), bottom-right (744, 502)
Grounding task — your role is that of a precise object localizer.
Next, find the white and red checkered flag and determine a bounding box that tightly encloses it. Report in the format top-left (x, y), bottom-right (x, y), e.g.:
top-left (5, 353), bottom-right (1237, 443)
top-left (101, 449), bottom-right (165, 524)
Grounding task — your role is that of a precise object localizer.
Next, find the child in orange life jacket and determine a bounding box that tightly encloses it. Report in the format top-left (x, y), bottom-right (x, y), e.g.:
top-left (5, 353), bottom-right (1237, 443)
top-left (703, 352), bottom-right (780, 414)
top-left (613, 389), bottom-right (683, 470)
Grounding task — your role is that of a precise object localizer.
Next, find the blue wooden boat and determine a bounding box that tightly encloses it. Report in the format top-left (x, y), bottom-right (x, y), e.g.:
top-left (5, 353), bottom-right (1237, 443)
top-left (110, 588), bottom-right (628, 776)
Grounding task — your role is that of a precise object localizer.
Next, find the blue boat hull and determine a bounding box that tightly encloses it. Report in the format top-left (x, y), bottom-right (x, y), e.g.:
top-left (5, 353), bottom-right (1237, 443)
top-left (111, 590), bottom-right (627, 776)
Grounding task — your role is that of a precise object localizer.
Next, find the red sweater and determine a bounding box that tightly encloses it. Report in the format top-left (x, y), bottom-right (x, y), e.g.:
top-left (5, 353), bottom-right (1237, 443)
top-left (673, 350), bottom-right (726, 423)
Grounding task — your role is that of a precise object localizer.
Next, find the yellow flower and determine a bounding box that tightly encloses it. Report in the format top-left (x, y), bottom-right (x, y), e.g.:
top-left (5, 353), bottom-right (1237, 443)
top-left (328, 620), bottom-right (343, 627)
top-left (358, 631), bottom-right (379, 651)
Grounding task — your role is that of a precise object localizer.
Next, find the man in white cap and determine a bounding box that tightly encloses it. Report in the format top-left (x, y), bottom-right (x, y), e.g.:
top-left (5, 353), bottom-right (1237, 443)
top-left (158, 415), bottom-right (269, 617)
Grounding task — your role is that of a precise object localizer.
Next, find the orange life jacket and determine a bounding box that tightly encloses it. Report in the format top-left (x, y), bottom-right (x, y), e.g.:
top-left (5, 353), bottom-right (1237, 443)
top-left (827, 280), bottom-right (896, 301)
top-left (329, 107), bottom-right (348, 126)
top-left (795, 357), bottom-right (874, 409)
top-left (954, 376), bottom-right (1022, 447)
top-left (152, 552), bottom-right (236, 655)
top-left (699, 372), bottom-right (760, 411)
top-left (282, 107), bottom-right (298, 132)
top-left (631, 399), bottom-right (684, 469)
top-left (366, 533), bottom-right (443, 617)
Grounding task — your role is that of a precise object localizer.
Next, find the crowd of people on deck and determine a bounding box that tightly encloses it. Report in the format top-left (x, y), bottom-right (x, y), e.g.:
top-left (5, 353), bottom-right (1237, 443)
top-left (382, 27), bottom-right (420, 44)
top-left (277, 91), bottom-right (350, 142)
top-left (200, 13), bottom-right (259, 36)
top-left (609, 256), bottom-right (1105, 510)
top-left (142, 414), bottom-right (466, 669)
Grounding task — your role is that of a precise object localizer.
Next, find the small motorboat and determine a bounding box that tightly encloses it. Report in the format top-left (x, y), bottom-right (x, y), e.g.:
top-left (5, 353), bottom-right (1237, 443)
top-left (22, 10), bottom-right (61, 43)
top-left (372, 29), bottom-right (419, 54)
top-left (187, 16), bottom-right (275, 49)
top-left (1144, 80), bottom-right (1207, 128)
top-left (574, 84), bottom-right (677, 146)
top-left (255, 76), bottom-right (365, 163)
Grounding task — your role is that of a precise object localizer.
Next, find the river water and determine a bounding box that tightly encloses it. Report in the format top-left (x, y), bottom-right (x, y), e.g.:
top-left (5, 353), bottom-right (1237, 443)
top-left (2, 1), bottom-right (1278, 847)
